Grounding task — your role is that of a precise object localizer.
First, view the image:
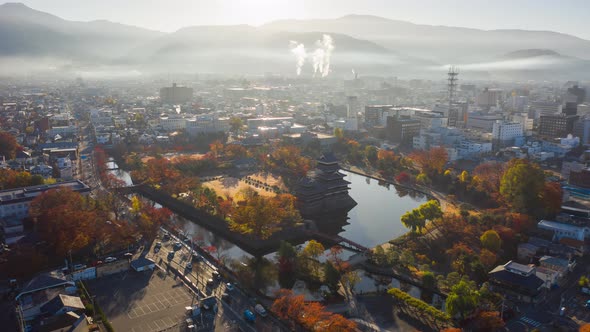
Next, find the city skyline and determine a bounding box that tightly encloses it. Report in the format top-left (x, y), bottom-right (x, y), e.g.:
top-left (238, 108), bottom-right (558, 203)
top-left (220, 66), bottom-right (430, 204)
top-left (4, 0), bottom-right (590, 40)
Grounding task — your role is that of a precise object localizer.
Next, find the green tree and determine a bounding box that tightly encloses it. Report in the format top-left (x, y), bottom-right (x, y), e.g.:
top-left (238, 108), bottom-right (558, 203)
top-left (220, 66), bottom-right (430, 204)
top-left (500, 159), bottom-right (545, 214)
top-left (229, 117), bottom-right (244, 132)
top-left (365, 146), bottom-right (378, 165)
top-left (416, 173), bottom-right (431, 185)
top-left (422, 271), bottom-right (436, 290)
top-left (372, 245), bottom-right (388, 266)
top-left (419, 200), bottom-right (443, 221)
top-left (323, 262), bottom-right (341, 294)
top-left (401, 209), bottom-right (425, 233)
top-left (480, 230), bottom-right (502, 252)
top-left (301, 240), bottom-right (325, 277)
top-left (446, 280), bottom-right (480, 320)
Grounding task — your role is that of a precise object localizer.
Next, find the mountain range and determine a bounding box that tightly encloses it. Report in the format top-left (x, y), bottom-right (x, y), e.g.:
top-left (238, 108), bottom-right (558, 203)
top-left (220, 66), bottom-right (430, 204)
top-left (1, 2), bottom-right (589, 79)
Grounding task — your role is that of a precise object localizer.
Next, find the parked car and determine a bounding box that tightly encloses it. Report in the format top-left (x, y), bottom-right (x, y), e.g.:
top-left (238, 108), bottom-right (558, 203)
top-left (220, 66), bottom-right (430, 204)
top-left (162, 234), bottom-right (170, 241)
top-left (201, 296), bottom-right (217, 311)
top-left (585, 300), bottom-right (590, 309)
top-left (185, 263), bottom-right (192, 270)
top-left (73, 264), bottom-right (87, 271)
top-left (167, 251), bottom-right (175, 260)
top-left (221, 292), bottom-right (231, 304)
top-left (123, 252), bottom-right (133, 258)
top-left (212, 270), bottom-right (221, 280)
top-left (255, 304), bottom-right (267, 317)
top-left (244, 310), bottom-right (255, 323)
top-left (206, 278), bottom-right (214, 287)
top-left (104, 257), bottom-right (117, 263)
top-left (191, 252), bottom-right (202, 262)
top-left (226, 283), bottom-right (235, 291)
top-left (173, 242), bottom-right (183, 251)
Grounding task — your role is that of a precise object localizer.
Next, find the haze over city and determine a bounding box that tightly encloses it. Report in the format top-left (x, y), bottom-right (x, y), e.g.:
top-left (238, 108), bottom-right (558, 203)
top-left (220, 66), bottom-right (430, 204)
top-left (0, 1), bottom-right (589, 332)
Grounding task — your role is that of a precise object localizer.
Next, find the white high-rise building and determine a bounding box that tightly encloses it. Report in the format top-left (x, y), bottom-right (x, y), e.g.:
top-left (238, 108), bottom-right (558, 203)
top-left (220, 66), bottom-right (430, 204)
top-left (492, 121), bottom-right (524, 142)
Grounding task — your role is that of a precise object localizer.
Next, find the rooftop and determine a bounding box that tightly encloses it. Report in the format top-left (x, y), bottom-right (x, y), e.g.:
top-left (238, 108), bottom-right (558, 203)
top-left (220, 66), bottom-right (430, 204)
top-left (0, 180), bottom-right (90, 204)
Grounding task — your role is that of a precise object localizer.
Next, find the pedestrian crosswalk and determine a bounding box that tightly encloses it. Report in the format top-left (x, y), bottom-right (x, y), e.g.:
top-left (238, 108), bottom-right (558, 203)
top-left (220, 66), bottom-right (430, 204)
top-left (520, 317), bottom-right (542, 327)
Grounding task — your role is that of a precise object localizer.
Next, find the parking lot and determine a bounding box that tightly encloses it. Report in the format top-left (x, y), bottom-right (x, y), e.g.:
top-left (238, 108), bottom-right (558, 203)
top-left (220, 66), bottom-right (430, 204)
top-left (87, 269), bottom-right (196, 332)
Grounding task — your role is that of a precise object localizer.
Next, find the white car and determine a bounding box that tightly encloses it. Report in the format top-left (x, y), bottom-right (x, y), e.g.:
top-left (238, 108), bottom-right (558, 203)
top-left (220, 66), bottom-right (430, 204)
top-left (255, 304), bottom-right (267, 317)
top-left (104, 257), bottom-right (117, 263)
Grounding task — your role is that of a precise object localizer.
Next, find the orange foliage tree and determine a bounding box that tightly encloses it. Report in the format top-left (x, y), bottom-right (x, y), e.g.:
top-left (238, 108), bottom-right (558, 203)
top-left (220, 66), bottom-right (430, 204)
top-left (271, 289), bottom-right (356, 331)
top-left (409, 147), bottom-right (448, 176)
top-left (30, 188), bottom-right (100, 256)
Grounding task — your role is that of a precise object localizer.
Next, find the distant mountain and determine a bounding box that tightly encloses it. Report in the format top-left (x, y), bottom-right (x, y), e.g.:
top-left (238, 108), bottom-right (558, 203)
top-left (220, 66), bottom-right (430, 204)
top-left (0, 2), bottom-right (162, 59)
top-left (1, 3), bottom-right (589, 79)
top-left (454, 49), bottom-right (590, 80)
top-left (262, 15), bottom-right (590, 64)
top-left (502, 49), bottom-right (563, 59)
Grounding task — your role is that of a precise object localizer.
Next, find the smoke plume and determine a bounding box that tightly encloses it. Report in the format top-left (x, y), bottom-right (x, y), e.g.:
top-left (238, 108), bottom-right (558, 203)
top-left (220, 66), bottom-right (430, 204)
top-left (313, 34), bottom-right (335, 77)
top-left (289, 41), bottom-right (307, 76)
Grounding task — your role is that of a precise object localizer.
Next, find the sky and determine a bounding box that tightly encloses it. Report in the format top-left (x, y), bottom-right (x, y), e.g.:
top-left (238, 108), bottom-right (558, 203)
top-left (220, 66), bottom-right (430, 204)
top-left (5, 0), bottom-right (590, 39)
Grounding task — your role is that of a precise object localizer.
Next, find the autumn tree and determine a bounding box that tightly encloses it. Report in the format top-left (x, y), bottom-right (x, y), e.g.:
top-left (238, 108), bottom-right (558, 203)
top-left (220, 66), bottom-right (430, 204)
top-left (229, 192), bottom-right (302, 239)
top-left (209, 140), bottom-right (224, 158)
top-left (30, 188), bottom-right (99, 256)
top-left (409, 147), bottom-right (448, 176)
top-left (472, 311), bottom-right (505, 331)
top-left (0, 131), bottom-right (19, 159)
top-left (541, 181), bottom-right (563, 217)
top-left (271, 289), bottom-right (357, 331)
top-left (480, 230), bottom-right (502, 252)
top-left (581, 323), bottom-right (590, 332)
top-left (499, 158), bottom-right (546, 215)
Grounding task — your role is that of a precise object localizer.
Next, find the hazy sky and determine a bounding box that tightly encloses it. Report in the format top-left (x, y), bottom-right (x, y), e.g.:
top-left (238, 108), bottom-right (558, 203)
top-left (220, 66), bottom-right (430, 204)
top-left (6, 0), bottom-right (590, 39)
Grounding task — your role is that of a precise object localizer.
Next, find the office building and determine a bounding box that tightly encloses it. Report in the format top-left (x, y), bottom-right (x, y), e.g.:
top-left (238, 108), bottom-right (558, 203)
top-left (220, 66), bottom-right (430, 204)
top-left (386, 116), bottom-right (421, 143)
top-left (466, 113), bottom-right (503, 132)
top-left (538, 114), bottom-right (579, 138)
top-left (476, 88), bottom-right (503, 108)
top-left (364, 105), bottom-right (393, 128)
top-left (492, 121), bottom-right (524, 143)
top-left (160, 83), bottom-right (193, 104)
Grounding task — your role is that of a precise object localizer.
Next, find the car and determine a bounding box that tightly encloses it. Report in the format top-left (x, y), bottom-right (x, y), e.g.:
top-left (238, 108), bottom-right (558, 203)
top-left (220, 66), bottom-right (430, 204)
top-left (155, 242), bottom-right (162, 249)
top-left (244, 309), bottom-right (256, 323)
top-left (104, 257), bottom-right (117, 263)
top-left (221, 292), bottom-right (231, 304)
top-left (212, 270), bottom-right (221, 280)
top-left (123, 252), bottom-right (133, 258)
top-left (162, 234), bottom-right (170, 241)
top-left (185, 263), bottom-right (192, 270)
top-left (73, 264), bottom-right (87, 271)
top-left (154, 247), bottom-right (160, 254)
top-left (226, 283), bottom-right (235, 291)
top-left (560, 306), bottom-right (566, 316)
top-left (206, 278), bottom-right (214, 287)
top-left (200, 296), bottom-right (217, 310)
top-left (167, 251), bottom-right (175, 260)
top-left (173, 242), bottom-right (183, 251)
top-left (191, 252), bottom-right (202, 262)
top-left (255, 304), bottom-right (267, 317)
top-left (585, 300), bottom-right (590, 309)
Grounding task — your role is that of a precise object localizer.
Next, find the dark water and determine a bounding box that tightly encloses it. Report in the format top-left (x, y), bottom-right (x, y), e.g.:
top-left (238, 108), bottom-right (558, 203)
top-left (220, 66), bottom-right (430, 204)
top-left (339, 171), bottom-right (427, 248)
